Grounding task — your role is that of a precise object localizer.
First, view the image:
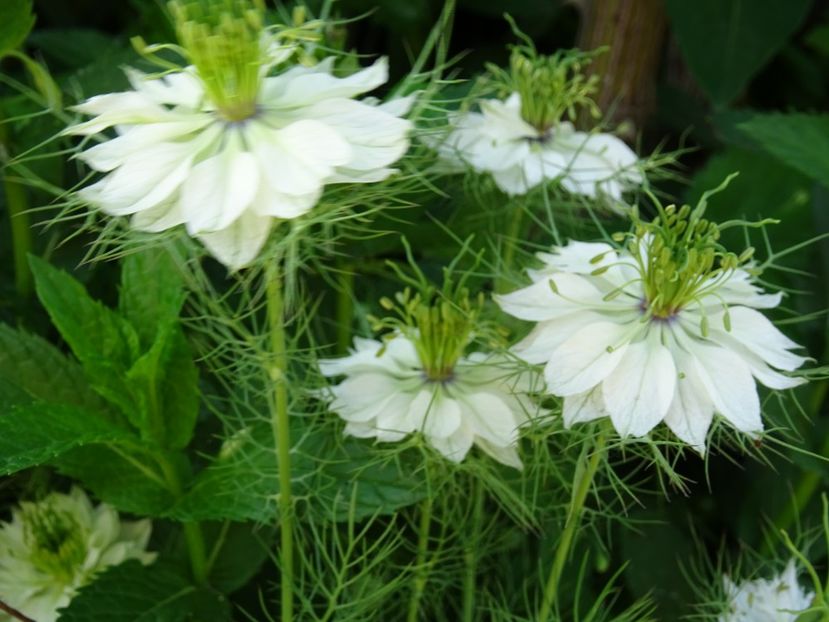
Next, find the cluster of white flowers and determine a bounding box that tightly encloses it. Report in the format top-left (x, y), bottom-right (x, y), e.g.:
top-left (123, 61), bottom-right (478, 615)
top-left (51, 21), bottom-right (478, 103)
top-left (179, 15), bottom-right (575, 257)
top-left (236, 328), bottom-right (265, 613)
top-left (720, 560), bottom-right (814, 622)
top-left (0, 488), bottom-right (155, 622)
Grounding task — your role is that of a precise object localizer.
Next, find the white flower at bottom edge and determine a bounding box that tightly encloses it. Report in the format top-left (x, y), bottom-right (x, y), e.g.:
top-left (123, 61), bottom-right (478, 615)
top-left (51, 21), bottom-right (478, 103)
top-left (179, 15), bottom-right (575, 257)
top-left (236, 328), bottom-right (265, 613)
top-left (495, 239), bottom-right (808, 454)
top-left (318, 334), bottom-right (541, 469)
top-left (720, 560), bottom-right (814, 622)
top-left (433, 92), bottom-right (642, 200)
top-left (66, 56), bottom-right (412, 270)
top-left (0, 487), bottom-right (156, 622)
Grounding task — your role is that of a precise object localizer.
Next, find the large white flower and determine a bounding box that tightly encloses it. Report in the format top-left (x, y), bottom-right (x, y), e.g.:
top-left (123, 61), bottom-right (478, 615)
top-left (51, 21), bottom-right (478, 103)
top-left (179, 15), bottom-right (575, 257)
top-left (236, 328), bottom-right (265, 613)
top-left (66, 18), bottom-right (412, 269)
top-left (0, 487), bottom-right (155, 622)
top-left (720, 560), bottom-right (814, 622)
top-left (495, 226), bottom-right (808, 453)
top-left (434, 92), bottom-right (641, 199)
top-left (318, 334), bottom-right (539, 468)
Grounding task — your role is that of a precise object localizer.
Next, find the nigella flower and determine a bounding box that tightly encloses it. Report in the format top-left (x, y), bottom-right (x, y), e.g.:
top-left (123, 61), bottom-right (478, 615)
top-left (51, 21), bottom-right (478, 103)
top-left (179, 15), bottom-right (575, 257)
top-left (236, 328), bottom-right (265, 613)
top-left (720, 560), bottom-right (814, 622)
top-left (318, 287), bottom-right (541, 468)
top-left (432, 45), bottom-right (641, 199)
top-left (65, 1), bottom-right (412, 269)
top-left (0, 487), bottom-right (155, 622)
top-left (496, 199), bottom-right (808, 453)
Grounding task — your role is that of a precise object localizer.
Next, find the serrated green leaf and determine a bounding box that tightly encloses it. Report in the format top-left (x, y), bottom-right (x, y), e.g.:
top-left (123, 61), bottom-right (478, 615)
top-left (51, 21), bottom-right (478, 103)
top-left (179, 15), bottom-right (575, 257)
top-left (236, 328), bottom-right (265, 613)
top-left (0, 402), bottom-right (131, 475)
top-left (736, 113), bottom-right (829, 183)
top-left (127, 324), bottom-right (199, 450)
top-left (120, 247), bottom-right (186, 349)
top-left (55, 445), bottom-right (175, 516)
top-left (0, 323), bottom-right (109, 412)
top-left (58, 560), bottom-right (231, 622)
top-left (0, 0), bottom-right (35, 58)
top-left (665, 0), bottom-right (811, 105)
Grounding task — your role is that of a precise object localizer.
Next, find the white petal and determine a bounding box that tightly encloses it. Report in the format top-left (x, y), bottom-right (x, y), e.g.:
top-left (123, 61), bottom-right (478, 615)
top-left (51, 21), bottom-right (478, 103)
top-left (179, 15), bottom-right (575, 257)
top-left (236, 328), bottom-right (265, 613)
top-left (417, 391), bottom-right (462, 439)
top-left (563, 388), bottom-right (607, 427)
top-left (130, 198), bottom-right (186, 232)
top-left (197, 210), bottom-right (272, 270)
top-left (602, 337), bottom-right (677, 437)
top-left (686, 340), bottom-right (762, 435)
top-left (328, 373), bottom-right (400, 422)
top-left (266, 57), bottom-right (388, 106)
top-left (181, 133), bottom-right (260, 233)
top-left (474, 437), bottom-right (523, 469)
top-left (460, 391), bottom-right (521, 447)
top-left (495, 273), bottom-right (604, 322)
top-left (512, 311), bottom-right (606, 364)
top-left (545, 320), bottom-right (633, 396)
top-left (429, 422), bottom-right (475, 462)
top-left (713, 306), bottom-right (807, 371)
top-left (663, 347), bottom-right (714, 453)
top-left (67, 92), bottom-right (173, 135)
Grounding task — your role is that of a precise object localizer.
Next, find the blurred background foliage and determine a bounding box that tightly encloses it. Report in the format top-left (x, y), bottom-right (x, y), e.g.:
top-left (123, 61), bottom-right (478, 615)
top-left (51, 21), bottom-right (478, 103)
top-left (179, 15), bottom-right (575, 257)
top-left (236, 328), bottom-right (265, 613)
top-left (2, 0), bottom-right (829, 619)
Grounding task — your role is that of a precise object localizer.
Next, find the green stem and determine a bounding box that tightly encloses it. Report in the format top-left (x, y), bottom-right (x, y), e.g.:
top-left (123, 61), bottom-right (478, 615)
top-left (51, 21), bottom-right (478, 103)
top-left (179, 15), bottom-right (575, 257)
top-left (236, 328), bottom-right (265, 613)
top-left (537, 430), bottom-right (607, 621)
top-left (336, 267), bottom-right (354, 355)
top-left (0, 122), bottom-right (33, 297)
top-left (407, 496), bottom-right (434, 622)
top-left (266, 261), bottom-right (294, 622)
top-left (496, 205), bottom-right (526, 294)
top-left (462, 479), bottom-right (484, 622)
top-left (158, 455), bottom-right (209, 584)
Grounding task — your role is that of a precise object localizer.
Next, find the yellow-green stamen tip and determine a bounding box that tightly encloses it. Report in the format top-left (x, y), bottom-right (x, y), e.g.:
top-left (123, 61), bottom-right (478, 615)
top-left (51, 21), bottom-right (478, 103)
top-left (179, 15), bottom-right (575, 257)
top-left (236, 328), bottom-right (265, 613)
top-left (171, 0), bottom-right (266, 121)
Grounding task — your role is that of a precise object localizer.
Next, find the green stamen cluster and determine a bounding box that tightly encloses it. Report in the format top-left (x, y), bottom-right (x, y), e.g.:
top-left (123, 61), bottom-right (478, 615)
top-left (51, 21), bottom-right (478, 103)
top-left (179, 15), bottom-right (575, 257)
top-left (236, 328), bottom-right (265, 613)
top-left (171, 0), bottom-right (266, 121)
top-left (487, 46), bottom-right (601, 133)
top-left (618, 202), bottom-right (754, 320)
top-left (23, 501), bottom-right (86, 583)
top-left (375, 288), bottom-right (484, 382)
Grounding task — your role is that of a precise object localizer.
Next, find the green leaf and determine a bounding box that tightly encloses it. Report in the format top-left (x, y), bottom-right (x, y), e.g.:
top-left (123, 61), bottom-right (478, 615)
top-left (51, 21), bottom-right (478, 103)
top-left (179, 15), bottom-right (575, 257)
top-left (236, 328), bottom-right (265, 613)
top-left (119, 247), bottom-right (186, 349)
top-left (58, 560), bottom-right (231, 622)
top-left (665, 0), bottom-right (812, 105)
top-left (28, 28), bottom-right (122, 69)
top-left (127, 324), bottom-right (199, 450)
top-left (0, 402), bottom-right (131, 475)
top-left (736, 113), bottom-right (829, 182)
top-left (206, 523), bottom-right (274, 594)
top-left (0, 324), bottom-right (109, 412)
top-left (55, 445), bottom-right (175, 516)
top-left (0, 0), bottom-right (35, 58)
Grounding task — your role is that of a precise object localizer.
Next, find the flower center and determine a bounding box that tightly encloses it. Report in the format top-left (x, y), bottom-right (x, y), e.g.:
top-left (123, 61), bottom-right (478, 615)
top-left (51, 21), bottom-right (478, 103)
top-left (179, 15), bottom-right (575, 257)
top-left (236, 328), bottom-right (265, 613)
top-left (625, 202), bottom-right (753, 320)
top-left (23, 501), bottom-right (87, 584)
top-left (489, 42), bottom-right (601, 132)
top-left (171, 0), bottom-right (266, 122)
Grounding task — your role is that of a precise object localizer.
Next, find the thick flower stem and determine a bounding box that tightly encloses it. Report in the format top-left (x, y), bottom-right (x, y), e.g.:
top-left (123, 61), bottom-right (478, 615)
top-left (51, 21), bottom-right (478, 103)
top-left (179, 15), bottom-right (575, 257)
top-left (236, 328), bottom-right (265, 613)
top-left (407, 496), bottom-right (434, 622)
top-left (462, 479), bottom-right (484, 622)
top-left (336, 266), bottom-right (354, 354)
top-left (0, 123), bottom-right (33, 298)
top-left (497, 205), bottom-right (526, 294)
top-left (266, 261), bottom-right (294, 622)
top-left (537, 429), bottom-right (607, 621)
top-left (158, 455), bottom-right (209, 584)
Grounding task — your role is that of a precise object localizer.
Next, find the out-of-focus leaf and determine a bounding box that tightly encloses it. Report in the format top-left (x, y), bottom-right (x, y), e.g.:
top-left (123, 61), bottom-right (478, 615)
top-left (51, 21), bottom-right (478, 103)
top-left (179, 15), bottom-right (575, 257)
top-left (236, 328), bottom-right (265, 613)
top-left (0, 0), bottom-right (35, 58)
top-left (55, 445), bottom-right (175, 516)
top-left (0, 401), bottom-right (131, 475)
top-left (665, 0), bottom-right (812, 105)
top-left (206, 522), bottom-right (274, 594)
top-left (58, 560), bottom-right (231, 622)
top-left (736, 113), bottom-right (829, 183)
top-left (28, 28), bottom-right (122, 69)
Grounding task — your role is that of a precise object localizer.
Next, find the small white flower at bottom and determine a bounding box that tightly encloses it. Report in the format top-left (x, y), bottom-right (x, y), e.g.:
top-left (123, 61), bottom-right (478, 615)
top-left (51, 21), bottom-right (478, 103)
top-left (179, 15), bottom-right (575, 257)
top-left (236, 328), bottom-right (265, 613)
top-left (0, 487), bottom-right (156, 622)
top-left (720, 560), bottom-right (814, 622)
top-left (318, 334), bottom-right (539, 469)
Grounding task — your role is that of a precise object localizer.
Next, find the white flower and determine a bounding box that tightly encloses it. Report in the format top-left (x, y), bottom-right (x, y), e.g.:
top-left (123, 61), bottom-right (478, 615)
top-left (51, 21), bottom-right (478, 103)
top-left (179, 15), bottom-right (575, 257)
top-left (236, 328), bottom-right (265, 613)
top-left (67, 29), bottom-right (412, 269)
top-left (434, 92), bottom-right (641, 199)
top-left (720, 560), bottom-right (814, 622)
top-left (0, 487), bottom-right (155, 622)
top-left (318, 334), bottom-right (539, 468)
top-left (495, 229), bottom-right (808, 453)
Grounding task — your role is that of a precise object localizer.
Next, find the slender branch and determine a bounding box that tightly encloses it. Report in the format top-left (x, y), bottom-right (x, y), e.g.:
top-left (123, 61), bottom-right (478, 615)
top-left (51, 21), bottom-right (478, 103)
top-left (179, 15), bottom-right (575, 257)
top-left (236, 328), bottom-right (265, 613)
top-left (537, 429), bottom-right (607, 621)
top-left (0, 600), bottom-right (35, 622)
top-left (407, 495), bottom-right (434, 622)
top-left (266, 260), bottom-right (294, 621)
top-left (336, 266), bottom-right (354, 355)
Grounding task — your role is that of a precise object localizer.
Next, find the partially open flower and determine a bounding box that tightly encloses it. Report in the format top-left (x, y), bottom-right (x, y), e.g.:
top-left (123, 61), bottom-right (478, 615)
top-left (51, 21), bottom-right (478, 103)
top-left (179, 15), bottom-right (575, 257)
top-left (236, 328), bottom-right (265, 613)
top-left (66, 0), bottom-right (412, 269)
top-left (0, 487), bottom-right (156, 622)
top-left (496, 199), bottom-right (807, 453)
top-left (433, 46), bottom-right (641, 199)
top-left (720, 560), bottom-right (814, 622)
top-left (319, 287), bottom-right (540, 468)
